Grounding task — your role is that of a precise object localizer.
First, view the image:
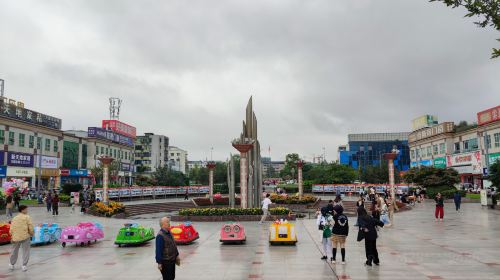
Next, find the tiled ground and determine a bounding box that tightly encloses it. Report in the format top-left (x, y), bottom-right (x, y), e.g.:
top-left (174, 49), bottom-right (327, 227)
top-left (0, 202), bottom-right (499, 279)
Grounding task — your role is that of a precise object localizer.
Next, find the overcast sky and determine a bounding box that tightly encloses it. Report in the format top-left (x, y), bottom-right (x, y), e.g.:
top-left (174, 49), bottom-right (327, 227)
top-left (0, 0), bottom-right (498, 161)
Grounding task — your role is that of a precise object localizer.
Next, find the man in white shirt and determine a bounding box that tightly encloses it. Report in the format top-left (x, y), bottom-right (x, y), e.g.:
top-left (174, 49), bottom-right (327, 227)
top-left (259, 193), bottom-right (272, 224)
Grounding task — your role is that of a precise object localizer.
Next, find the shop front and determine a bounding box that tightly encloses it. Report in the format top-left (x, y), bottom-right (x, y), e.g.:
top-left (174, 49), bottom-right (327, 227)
top-left (60, 169), bottom-right (92, 186)
top-left (6, 152), bottom-right (35, 187)
top-left (34, 155), bottom-right (60, 190)
top-left (433, 157), bottom-right (447, 168)
top-left (446, 151), bottom-right (483, 187)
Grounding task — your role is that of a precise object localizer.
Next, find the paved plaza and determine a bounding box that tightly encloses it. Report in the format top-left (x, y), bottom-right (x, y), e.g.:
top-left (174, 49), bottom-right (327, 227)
top-left (0, 202), bottom-right (499, 280)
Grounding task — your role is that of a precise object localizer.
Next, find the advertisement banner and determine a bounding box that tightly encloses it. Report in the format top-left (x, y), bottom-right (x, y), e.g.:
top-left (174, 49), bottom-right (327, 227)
top-left (6, 167), bottom-right (35, 177)
top-left (446, 151), bottom-right (482, 174)
top-left (311, 184), bottom-right (410, 193)
top-left (408, 122), bottom-right (454, 143)
top-left (433, 157), bottom-right (447, 168)
top-left (121, 163), bottom-right (131, 171)
top-left (488, 153), bottom-right (500, 165)
top-left (7, 152), bottom-right (34, 167)
top-left (477, 105), bottom-right (500, 126)
top-left (64, 169), bottom-right (89, 177)
top-left (0, 166), bottom-right (6, 178)
top-left (71, 192), bottom-right (80, 205)
top-left (34, 155), bottom-right (58, 168)
top-left (102, 120), bottom-right (136, 138)
top-left (0, 99), bottom-right (62, 130)
top-left (88, 127), bottom-right (134, 147)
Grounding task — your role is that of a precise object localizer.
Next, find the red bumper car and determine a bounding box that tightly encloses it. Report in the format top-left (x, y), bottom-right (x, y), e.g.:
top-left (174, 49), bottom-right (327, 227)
top-left (220, 223), bottom-right (246, 244)
top-left (169, 222), bottom-right (199, 245)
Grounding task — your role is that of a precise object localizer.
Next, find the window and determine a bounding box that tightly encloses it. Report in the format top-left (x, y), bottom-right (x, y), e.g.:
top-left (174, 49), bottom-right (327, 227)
top-left (439, 143), bottom-right (445, 154)
top-left (101, 147), bottom-right (104, 155)
top-left (485, 135), bottom-right (491, 149)
top-left (8, 132), bottom-right (15, 145)
top-left (0, 130), bottom-right (4, 144)
top-left (53, 140), bottom-right (58, 152)
top-left (433, 145), bottom-right (438, 155)
top-left (495, 133), bottom-right (500, 148)
top-left (37, 137), bottom-right (42, 149)
top-left (410, 149), bottom-right (415, 159)
top-left (29, 135), bottom-right (34, 148)
top-left (19, 134), bottom-right (25, 147)
top-left (469, 138), bottom-right (478, 150)
top-left (45, 139), bottom-right (50, 151)
top-left (113, 149), bottom-right (116, 158)
top-left (171, 153), bottom-right (174, 156)
top-left (105, 148), bottom-right (109, 155)
top-left (454, 142), bottom-right (460, 152)
top-left (426, 146), bottom-right (431, 156)
top-left (416, 149), bottom-right (420, 158)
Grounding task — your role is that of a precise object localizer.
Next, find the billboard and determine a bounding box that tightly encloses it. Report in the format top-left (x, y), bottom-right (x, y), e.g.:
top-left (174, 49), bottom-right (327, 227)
top-left (102, 120), bottom-right (136, 138)
top-left (88, 127), bottom-right (134, 147)
top-left (477, 105), bottom-right (500, 126)
top-left (433, 157), bottom-right (447, 168)
top-left (408, 122), bottom-right (454, 143)
top-left (7, 152), bottom-right (34, 167)
top-left (412, 115), bottom-right (438, 131)
top-left (0, 98), bottom-right (61, 130)
top-left (34, 155), bottom-right (58, 169)
top-left (446, 151), bottom-right (482, 174)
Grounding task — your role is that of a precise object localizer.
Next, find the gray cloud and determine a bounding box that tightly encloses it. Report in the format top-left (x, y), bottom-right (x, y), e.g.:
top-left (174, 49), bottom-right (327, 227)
top-left (0, 0), bottom-right (498, 161)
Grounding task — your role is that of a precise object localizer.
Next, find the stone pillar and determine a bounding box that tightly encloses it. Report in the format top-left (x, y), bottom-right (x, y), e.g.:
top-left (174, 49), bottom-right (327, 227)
top-left (297, 160), bottom-right (304, 199)
top-left (207, 162), bottom-right (216, 204)
top-left (383, 152), bottom-right (398, 200)
top-left (232, 143), bottom-right (253, 209)
top-left (228, 155), bottom-right (235, 208)
top-left (98, 156), bottom-right (114, 205)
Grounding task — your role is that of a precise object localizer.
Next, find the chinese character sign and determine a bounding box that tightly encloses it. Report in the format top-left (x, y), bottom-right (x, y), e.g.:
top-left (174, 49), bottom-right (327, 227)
top-left (7, 152), bottom-right (34, 167)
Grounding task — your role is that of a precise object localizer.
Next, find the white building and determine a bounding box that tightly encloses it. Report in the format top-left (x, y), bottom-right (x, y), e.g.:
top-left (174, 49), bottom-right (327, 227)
top-left (135, 133), bottom-right (169, 173)
top-left (168, 146), bottom-right (188, 174)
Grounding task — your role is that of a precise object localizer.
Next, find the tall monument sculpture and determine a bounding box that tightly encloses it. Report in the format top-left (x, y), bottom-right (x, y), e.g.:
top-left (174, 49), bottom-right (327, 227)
top-left (383, 149), bottom-right (399, 200)
top-left (207, 162), bottom-right (216, 204)
top-left (98, 155), bottom-right (114, 205)
top-left (231, 97), bottom-right (263, 209)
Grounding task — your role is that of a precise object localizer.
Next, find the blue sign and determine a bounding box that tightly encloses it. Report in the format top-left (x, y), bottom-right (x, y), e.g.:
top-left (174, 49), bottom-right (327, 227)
top-left (87, 127), bottom-right (134, 147)
top-left (0, 166), bottom-right (6, 178)
top-left (411, 160), bottom-right (433, 168)
top-left (69, 169), bottom-right (88, 176)
top-left (7, 152), bottom-right (34, 167)
top-left (410, 162), bottom-right (417, 168)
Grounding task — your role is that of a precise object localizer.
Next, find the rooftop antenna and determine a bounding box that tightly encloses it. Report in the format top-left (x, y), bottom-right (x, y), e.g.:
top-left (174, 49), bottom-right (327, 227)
top-left (109, 97), bottom-right (122, 120)
top-left (0, 79), bottom-right (4, 97)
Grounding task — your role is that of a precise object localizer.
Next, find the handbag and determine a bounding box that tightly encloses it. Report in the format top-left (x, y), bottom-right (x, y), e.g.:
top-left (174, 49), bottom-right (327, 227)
top-left (357, 228), bottom-right (365, 242)
top-left (323, 226), bottom-right (332, 238)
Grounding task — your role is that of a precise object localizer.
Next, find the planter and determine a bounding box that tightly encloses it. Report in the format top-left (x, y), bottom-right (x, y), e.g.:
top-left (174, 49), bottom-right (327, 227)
top-left (171, 214), bottom-right (297, 222)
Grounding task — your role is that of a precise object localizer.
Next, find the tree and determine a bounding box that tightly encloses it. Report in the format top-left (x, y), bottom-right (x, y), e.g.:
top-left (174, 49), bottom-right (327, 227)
top-left (489, 160), bottom-right (500, 187)
top-left (403, 166), bottom-right (460, 188)
top-left (359, 162), bottom-right (401, 184)
top-left (154, 166), bottom-right (188, 186)
top-left (304, 163), bottom-right (357, 184)
top-left (279, 153), bottom-right (300, 179)
top-left (431, 0), bottom-right (500, 58)
top-left (90, 161), bottom-right (120, 185)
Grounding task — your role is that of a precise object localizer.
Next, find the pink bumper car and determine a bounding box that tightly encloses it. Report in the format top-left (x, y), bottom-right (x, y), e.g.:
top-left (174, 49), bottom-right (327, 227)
top-left (59, 222), bottom-right (104, 247)
top-left (220, 223), bottom-right (246, 244)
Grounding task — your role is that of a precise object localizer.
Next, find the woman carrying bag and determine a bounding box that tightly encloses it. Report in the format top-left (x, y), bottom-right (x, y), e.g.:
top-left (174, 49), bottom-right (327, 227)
top-left (357, 207), bottom-right (384, 266)
top-left (316, 207), bottom-right (333, 261)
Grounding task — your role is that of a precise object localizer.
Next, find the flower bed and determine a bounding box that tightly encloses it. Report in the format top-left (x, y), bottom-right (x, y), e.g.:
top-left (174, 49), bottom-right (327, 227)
top-left (89, 201), bottom-right (125, 217)
top-left (173, 207), bottom-right (295, 222)
top-left (270, 194), bottom-right (316, 204)
top-left (193, 197), bottom-right (241, 206)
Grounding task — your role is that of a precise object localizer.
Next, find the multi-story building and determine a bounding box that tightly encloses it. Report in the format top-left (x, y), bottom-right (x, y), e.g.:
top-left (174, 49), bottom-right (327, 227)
top-left (408, 105), bottom-right (500, 187)
top-left (339, 132), bottom-right (411, 171)
top-left (0, 97), bottom-right (62, 190)
top-left (187, 160), bottom-right (207, 171)
top-left (168, 146), bottom-right (188, 174)
top-left (261, 157), bottom-right (285, 178)
top-left (134, 133), bottom-right (169, 174)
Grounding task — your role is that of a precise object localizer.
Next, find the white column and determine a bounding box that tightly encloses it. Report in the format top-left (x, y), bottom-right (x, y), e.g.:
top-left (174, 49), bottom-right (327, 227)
top-left (240, 153), bottom-right (248, 209)
top-left (298, 166), bottom-right (303, 199)
top-left (388, 158), bottom-right (395, 200)
top-left (103, 164), bottom-right (109, 204)
top-left (209, 168), bottom-right (214, 204)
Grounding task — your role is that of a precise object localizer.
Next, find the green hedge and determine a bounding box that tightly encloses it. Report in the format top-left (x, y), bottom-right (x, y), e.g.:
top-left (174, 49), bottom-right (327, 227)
top-left (178, 207), bottom-right (291, 216)
top-left (440, 190), bottom-right (465, 199)
top-left (465, 193), bottom-right (481, 199)
top-left (61, 183), bottom-right (83, 195)
top-left (279, 184), bottom-right (312, 193)
top-left (59, 194), bottom-right (70, 203)
top-left (426, 186), bottom-right (456, 198)
top-left (270, 194), bottom-right (316, 204)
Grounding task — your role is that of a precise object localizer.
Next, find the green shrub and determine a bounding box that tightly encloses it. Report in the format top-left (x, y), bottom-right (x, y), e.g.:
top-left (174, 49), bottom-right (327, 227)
top-left (270, 194), bottom-right (316, 204)
top-left (61, 183), bottom-right (82, 195)
top-left (426, 186), bottom-right (456, 198)
top-left (465, 193), bottom-right (481, 199)
top-left (178, 207), bottom-right (291, 216)
top-left (59, 194), bottom-right (70, 203)
top-left (440, 190), bottom-right (465, 199)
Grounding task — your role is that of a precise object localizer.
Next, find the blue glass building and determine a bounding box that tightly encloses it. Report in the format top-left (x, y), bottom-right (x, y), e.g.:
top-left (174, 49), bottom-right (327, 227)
top-left (339, 133), bottom-right (411, 171)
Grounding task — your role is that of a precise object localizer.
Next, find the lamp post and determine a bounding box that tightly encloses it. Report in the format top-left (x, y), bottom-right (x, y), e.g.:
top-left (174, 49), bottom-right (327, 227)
top-left (98, 156), bottom-right (114, 205)
top-left (207, 161), bottom-right (216, 204)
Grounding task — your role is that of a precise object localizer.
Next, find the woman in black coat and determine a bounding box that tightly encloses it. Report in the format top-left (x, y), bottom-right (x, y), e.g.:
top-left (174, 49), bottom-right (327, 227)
top-left (357, 207), bottom-right (384, 266)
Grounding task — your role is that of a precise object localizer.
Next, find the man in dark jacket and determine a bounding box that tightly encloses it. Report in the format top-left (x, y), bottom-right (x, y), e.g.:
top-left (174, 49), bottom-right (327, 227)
top-left (156, 217), bottom-right (179, 280)
top-left (358, 207), bottom-right (384, 266)
top-left (453, 191), bottom-right (462, 212)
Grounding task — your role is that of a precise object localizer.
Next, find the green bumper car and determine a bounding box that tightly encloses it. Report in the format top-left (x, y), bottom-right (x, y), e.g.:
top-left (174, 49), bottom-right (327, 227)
top-left (115, 223), bottom-right (155, 247)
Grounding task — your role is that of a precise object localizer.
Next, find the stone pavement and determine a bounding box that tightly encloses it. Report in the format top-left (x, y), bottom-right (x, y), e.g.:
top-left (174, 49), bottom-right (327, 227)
top-left (0, 202), bottom-right (499, 280)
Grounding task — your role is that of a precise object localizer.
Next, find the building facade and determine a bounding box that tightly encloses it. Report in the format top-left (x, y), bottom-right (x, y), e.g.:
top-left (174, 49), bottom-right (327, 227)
top-left (168, 146), bottom-right (188, 174)
top-left (0, 97), bottom-right (62, 190)
top-left (134, 133), bottom-right (169, 173)
top-left (339, 132), bottom-right (411, 171)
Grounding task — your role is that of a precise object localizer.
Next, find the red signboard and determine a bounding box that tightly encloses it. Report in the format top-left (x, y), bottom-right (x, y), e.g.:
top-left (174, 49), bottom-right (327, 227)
top-left (477, 105), bottom-right (500, 126)
top-left (102, 120), bottom-right (136, 138)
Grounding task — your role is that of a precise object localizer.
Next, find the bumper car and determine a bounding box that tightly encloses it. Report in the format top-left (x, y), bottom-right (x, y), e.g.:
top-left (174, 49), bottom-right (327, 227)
top-left (59, 222), bottom-right (104, 247)
top-left (0, 223), bottom-right (11, 244)
top-left (31, 223), bottom-right (62, 245)
top-left (220, 223), bottom-right (246, 244)
top-left (269, 219), bottom-right (297, 245)
top-left (115, 223), bottom-right (155, 247)
top-left (169, 222), bottom-right (199, 245)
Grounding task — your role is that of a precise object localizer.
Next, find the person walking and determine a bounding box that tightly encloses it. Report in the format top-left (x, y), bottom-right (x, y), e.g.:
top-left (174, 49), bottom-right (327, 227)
top-left (357, 207), bottom-right (384, 266)
top-left (156, 217), bottom-right (180, 280)
top-left (453, 191), bottom-right (462, 212)
top-left (316, 207), bottom-right (333, 261)
top-left (331, 205), bottom-right (349, 264)
top-left (8, 205), bottom-right (34, 272)
top-left (13, 194), bottom-right (21, 211)
top-left (52, 194), bottom-right (60, 216)
top-left (435, 193), bottom-right (444, 221)
top-left (379, 199), bottom-right (391, 227)
top-left (184, 189), bottom-right (189, 200)
top-left (333, 195), bottom-right (343, 207)
top-left (386, 197), bottom-right (397, 226)
top-left (5, 195), bottom-right (14, 219)
top-left (45, 192), bottom-right (52, 213)
top-left (259, 193), bottom-right (272, 224)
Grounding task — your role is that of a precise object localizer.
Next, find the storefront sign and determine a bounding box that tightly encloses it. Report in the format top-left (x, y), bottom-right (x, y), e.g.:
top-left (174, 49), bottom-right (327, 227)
top-left (34, 155), bottom-right (58, 169)
top-left (7, 152), bottom-right (34, 167)
top-left (36, 168), bottom-right (59, 177)
top-left (70, 169), bottom-right (88, 177)
top-left (488, 152), bottom-right (500, 165)
top-left (121, 162), bottom-right (131, 171)
top-left (410, 159), bottom-right (433, 167)
top-left (6, 167), bottom-right (35, 177)
top-left (87, 127), bottom-right (134, 147)
top-left (0, 98), bottom-right (62, 130)
top-left (408, 122), bottom-right (454, 143)
top-left (0, 166), bottom-right (6, 178)
top-left (477, 105), bottom-right (500, 126)
top-left (102, 120), bottom-right (136, 138)
top-left (0, 151), bottom-right (4, 166)
top-left (446, 151), bottom-right (482, 174)
top-left (433, 157), bottom-right (447, 168)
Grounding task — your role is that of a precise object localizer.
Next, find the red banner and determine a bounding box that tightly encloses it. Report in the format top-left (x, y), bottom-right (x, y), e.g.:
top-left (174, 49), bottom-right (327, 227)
top-left (477, 105), bottom-right (500, 126)
top-left (102, 120), bottom-right (136, 138)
